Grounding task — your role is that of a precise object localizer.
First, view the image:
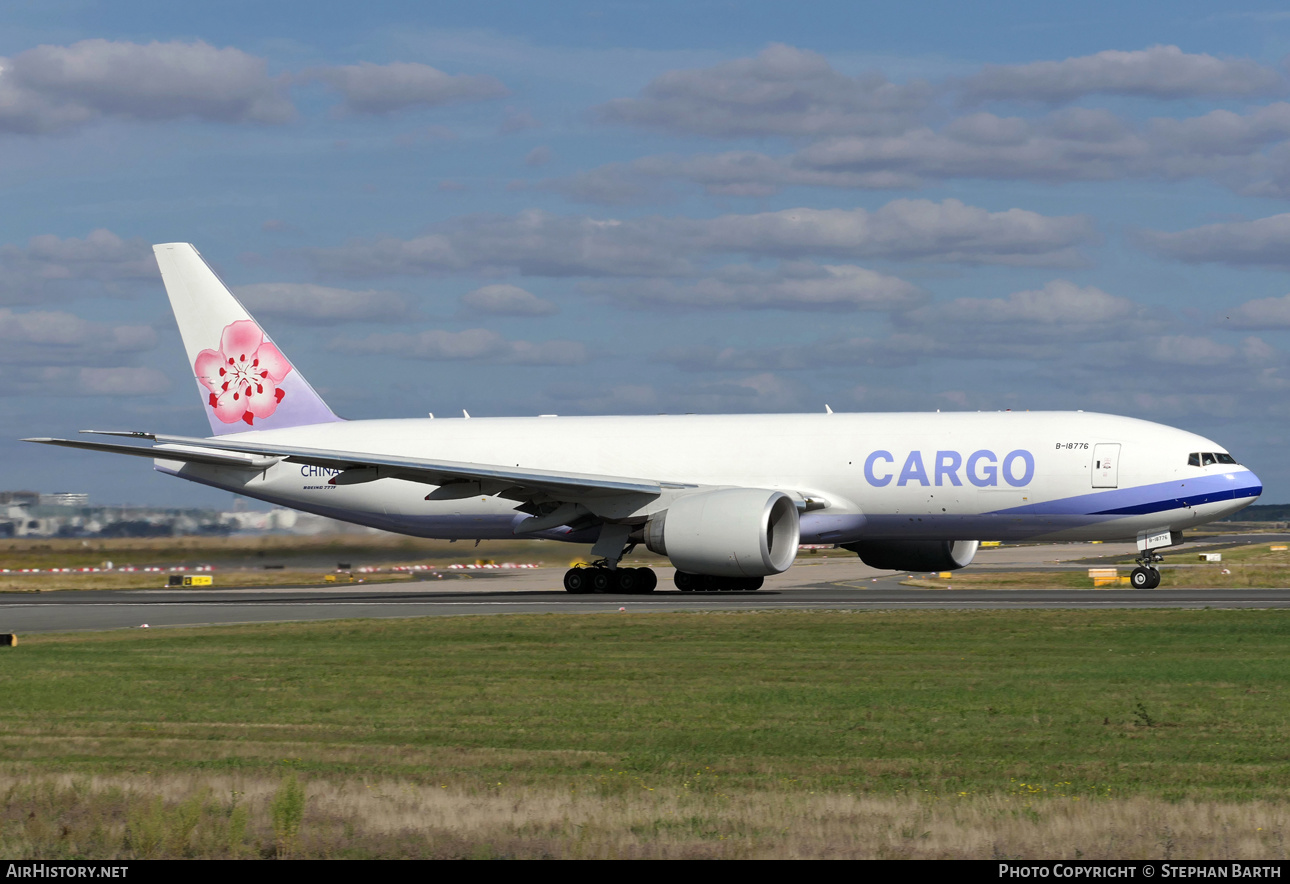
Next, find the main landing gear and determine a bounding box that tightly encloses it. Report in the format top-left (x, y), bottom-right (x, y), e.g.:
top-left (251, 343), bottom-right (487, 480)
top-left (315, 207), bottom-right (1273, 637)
top-left (563, 565), bottom-right (658, 594)
top-left (1130, 551), bottom-right (1164, 589)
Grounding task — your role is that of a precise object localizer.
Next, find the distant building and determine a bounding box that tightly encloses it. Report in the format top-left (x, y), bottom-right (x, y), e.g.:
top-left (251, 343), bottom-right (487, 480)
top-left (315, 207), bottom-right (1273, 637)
top-left (39, 492), bottom-right (89, 507)
top-left (0, 490), bottom-right (373, 538)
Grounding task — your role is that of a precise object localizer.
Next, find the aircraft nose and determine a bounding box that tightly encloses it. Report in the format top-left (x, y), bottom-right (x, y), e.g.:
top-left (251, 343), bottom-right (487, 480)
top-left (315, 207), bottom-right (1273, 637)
top-left (1245, 467), bottom-right (1264, 500)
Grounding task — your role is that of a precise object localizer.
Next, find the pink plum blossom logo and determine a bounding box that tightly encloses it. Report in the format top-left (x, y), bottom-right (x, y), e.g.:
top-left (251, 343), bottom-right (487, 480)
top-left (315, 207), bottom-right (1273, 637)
top-left (195, 320), bottom-right (292, 426)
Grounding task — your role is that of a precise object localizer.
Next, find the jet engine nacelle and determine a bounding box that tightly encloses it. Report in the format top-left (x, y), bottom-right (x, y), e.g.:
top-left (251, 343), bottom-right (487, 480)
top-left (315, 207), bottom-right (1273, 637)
top-left (842, 539), bottom-right (980, 572)
top-left (644, 488), bottom-right (800, 577)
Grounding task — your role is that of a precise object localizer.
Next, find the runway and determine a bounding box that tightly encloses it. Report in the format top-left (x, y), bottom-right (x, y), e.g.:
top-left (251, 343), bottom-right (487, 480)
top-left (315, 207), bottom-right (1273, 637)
top-left (4, 558), bottom-right (1290, 634)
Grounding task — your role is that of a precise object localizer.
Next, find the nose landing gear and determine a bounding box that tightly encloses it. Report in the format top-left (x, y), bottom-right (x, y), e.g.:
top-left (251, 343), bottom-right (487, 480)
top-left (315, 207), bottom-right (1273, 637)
top-left (1130, 567), bottom-right (1159, 589)
top-left (1130, 551), bottom-right (1164, 589)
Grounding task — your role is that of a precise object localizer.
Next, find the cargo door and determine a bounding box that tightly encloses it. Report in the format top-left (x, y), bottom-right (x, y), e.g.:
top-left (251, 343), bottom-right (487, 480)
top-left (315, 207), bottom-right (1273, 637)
top-left (1092, 443), bottom-right (1120, 488)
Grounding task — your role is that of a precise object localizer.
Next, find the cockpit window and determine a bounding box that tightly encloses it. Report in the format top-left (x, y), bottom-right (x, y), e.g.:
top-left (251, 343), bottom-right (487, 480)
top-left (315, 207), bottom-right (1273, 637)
top-left (1189, 451), bottom-right (1240, 466)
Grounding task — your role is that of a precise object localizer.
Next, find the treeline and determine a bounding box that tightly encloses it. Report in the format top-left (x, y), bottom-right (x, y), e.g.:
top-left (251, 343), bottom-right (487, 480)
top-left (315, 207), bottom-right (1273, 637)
top-left (1222, 504), bottom-right (1290, 522)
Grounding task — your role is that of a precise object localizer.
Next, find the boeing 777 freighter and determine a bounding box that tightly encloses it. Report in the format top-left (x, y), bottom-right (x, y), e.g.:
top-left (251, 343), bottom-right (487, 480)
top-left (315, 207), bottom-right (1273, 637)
top-left (27, 244), bottom-right (1262, 593)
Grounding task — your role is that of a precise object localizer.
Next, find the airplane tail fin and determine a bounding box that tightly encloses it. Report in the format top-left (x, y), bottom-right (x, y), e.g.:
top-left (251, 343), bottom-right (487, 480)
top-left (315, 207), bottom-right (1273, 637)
top-left (153, 243), bottom-right (343, 436)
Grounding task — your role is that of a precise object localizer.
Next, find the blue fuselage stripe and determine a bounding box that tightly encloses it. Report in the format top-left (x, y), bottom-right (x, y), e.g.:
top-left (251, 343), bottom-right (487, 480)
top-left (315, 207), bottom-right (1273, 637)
top-left (986, 472), bottom-right (1262, 518)
top-left (1090, 484), bottom-right (1262, 516)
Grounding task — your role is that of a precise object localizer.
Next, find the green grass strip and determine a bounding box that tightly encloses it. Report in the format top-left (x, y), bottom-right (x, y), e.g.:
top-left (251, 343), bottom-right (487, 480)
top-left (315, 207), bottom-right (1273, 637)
top-left (3, 609), bottom-right (1290, 801)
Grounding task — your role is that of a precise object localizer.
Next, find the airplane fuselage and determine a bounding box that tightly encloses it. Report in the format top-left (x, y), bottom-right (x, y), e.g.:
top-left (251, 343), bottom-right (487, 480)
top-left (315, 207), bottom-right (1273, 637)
top-left (154, 410), bottom-right (1262, 545)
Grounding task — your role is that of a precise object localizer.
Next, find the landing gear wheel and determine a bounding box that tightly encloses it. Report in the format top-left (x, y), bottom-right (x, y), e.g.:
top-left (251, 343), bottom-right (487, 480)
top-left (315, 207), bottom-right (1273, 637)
top-left (740, 576), bottom-right (764, 591)
top-left (563, 568), bottom-right (592, 594)
top-left (638, 568), bottom-right (657, 593)
top-left (1130, 567), bottom-right (1159, 589)
top-left (592, 570), bottom-right (612, 593)
top-left (615, 568), bottom-right (639, 594)
top-left (674, 571), bottom-right (696, 592)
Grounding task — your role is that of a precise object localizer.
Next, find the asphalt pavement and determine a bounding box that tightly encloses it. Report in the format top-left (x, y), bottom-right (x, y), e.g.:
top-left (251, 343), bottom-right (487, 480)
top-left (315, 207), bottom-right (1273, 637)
top-left (3, 536), bottom-right (1289, 634)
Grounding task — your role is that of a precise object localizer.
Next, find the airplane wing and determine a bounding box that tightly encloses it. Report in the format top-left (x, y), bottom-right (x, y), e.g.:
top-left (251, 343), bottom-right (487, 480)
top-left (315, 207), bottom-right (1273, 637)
top-left (24, 432), bottom-right (671, 505)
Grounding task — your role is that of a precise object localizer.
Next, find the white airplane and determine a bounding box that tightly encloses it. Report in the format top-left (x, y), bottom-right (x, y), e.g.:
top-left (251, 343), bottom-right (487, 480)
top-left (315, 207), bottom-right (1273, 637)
top-left (27, 243), bottom-right (1262, 593)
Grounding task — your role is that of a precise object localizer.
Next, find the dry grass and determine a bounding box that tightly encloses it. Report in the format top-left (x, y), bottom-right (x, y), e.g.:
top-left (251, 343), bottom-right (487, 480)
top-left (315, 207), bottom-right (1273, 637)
top-left (901, 572), bottom-right (1091, 590)
top-left (904, 562), bottom-right (1290, 590)
top-left (0, 531), bottom-right (588, 592)
top-left (1156, 566), bottom-right (1290, 588)
top-left (0, 570), bottom-right (422, 593)
top-left (2, 772), bottom-right (1287, 859)
top-left (0, 533), bottom-right (592, 571)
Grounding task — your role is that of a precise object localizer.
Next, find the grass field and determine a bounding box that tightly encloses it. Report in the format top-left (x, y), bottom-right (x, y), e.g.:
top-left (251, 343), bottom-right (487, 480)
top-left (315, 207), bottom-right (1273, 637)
top-left (900, 541), bottom-right (1290, 589)
top-left (0, 570), bottom-right (434, 593)
top-left (0, 533), bottom-right (605, 572)
top-left (0, 533), bottom-right (622, 592)
top-left (905, 566), bottom-right (1290, 589)
top-left (3, 609), bottom-right (1290, 858)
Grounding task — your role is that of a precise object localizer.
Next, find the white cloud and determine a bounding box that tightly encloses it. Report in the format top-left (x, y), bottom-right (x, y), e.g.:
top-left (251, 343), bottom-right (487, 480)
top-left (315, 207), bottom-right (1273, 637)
top-left (1228, 293), bottom-right (1290, 328)
top-left (581, 262), bottom-right (926, 312)
top-left (0, 39), bottom-right (293, 133)
top-left (1137, 213), bottom-right (1290, 268)
top-left (0, 229), bottom-right (155, 303)
top-left (1144, 335), bottom-right (1237, 366)
top-left (310, 210), bottom-right (695, 278)
top-left (795, 111), bottom-right (1149, 186)
top-left (331, 328), bottom-right (586, 365)
top-left (234, 283), bottom-right (415, 325)
top-left (525, 145), bottom-right (552, 167)
top-left (918, 280), bottom-right (1139, 326)
top-left (551, 102), bottom-right (1290, 201)
top-left (460, 284), bottom-right (558, 316)
top-left (539, 163), bottom-right (672, 206)
top-left (665, 279), bottom-right (1164, 375)
top-left (309, 199), bottom-right (1095, 279)
top-left (499, 108), bottom-right (541, 133)
top-left (75, 367), bottom-right (171, 396)
top-left (1145, 103), bottom-right (1290, 156)
top-left (311, 61), bottom-right (506, 115)
top-left (0, 307), bottom-right (165, 398)
top-left (661, 332), bottom-right (934, 371)
top-left (693, 199), bottom-right (1097, 266)
top-left (1242, 336), bottom-right (1280, 362)
top-left (596, 43), bottom-right (930, 137)
top-left (0, 308), bottom-right (156, 365)
top-left (957, 45), bottom-right (1285, 104)
top-left (542, 152), bottom-right (915, 205)
top-left (889, 281), bottom-right (1159, 359)
top-left (0, 365), bottom-right (170, 397)
top-left (541, 381), bottom-right (662, 413)
top-left (678, 372), bottom-right (804, 411)
top-left (540, 373), bottom-right (808, 414)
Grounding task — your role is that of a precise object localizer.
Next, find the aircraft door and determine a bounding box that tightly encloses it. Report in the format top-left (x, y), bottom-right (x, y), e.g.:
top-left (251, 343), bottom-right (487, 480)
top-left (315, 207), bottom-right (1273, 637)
top-left (1092, 443), bottom-right (1120, 488)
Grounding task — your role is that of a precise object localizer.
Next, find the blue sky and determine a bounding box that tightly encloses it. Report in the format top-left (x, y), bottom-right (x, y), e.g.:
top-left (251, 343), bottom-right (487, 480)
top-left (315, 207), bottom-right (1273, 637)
top-left (5, 1), bottom-right (1290, 507)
